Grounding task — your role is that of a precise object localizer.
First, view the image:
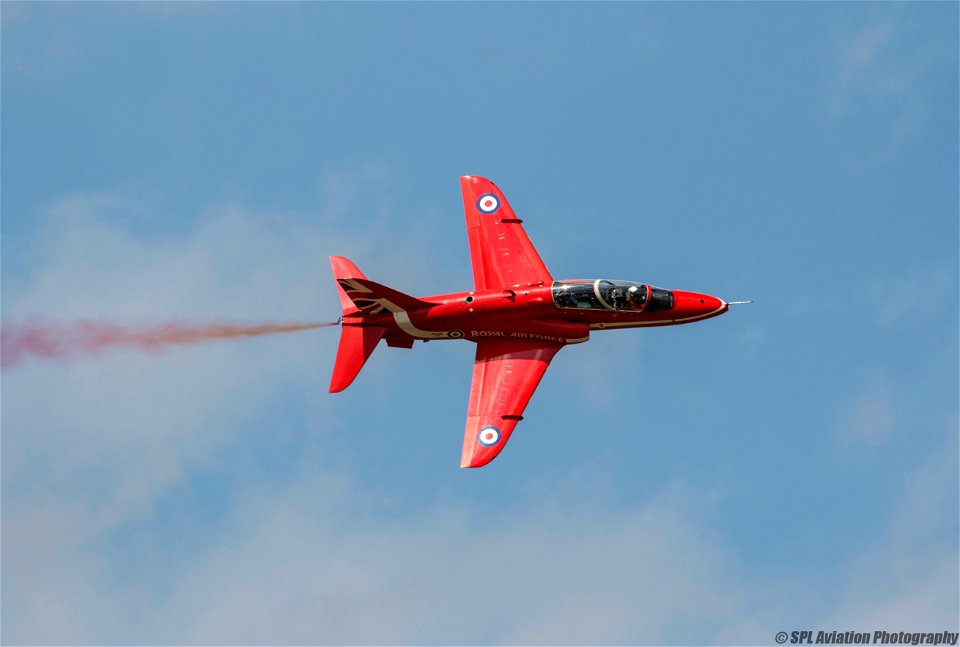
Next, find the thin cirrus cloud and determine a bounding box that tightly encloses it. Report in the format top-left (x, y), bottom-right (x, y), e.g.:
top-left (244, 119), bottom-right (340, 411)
top-left (0, 179), bottom-right (431, 641)
top-left (7, 431), bottom-right (956, 645)
top-left (823, 11), bottom-right (953, 170)
top-left (1, 188), bottom-right (352, 517)
top-left (835, 382), bottom-right (896, 446)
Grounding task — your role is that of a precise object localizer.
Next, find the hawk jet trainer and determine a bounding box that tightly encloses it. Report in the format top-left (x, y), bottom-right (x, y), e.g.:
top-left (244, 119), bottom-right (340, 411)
top-left (330, 176), bottom-right (743, 468)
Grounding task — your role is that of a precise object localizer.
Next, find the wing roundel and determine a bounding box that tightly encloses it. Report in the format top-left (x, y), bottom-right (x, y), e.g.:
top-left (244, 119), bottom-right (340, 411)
top-left (460, 176), bottom-right (553, 291)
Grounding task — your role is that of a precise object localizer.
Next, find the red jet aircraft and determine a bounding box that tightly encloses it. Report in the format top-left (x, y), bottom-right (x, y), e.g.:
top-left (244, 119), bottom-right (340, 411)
top-left (330, 176), bottom-right (740, 468)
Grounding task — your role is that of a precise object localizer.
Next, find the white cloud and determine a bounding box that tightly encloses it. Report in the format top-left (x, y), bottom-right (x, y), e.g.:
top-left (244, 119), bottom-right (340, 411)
top-left (822, 428), bottom-right (960, 628)
top-left (0, 175), bottom-right (442, 643)
top-left (10, 430), bottom-right (948, 645)
top-left (17, 471), bottom-right (748, 645)
top-left (864, 259), bottom-right (957, 329)
top-left (822, 9), bottom-right (953, 171)
top-left (2, 190), bottom-right (359, 512)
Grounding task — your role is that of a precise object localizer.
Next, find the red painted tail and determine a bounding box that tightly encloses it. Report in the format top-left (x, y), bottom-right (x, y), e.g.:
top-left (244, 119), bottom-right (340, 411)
top-left (329, 324), bottom-right (387, 393)
top-left (329, 256), bottom-right (388, 393)
top-left (330, 256), bottom-right (366, 314)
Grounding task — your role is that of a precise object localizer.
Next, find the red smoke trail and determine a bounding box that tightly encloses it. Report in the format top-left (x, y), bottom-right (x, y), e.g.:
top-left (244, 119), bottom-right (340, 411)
top-left (1, 319), bottom-right (338, 369)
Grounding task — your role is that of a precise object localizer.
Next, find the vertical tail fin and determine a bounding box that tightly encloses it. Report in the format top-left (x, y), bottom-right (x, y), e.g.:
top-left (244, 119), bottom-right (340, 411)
top-left (328, 256), bottom-right (385, 393)
top-left (330, 255), bottom-right (431, 314)
top-left (330, 256), bottom-right (366, 313)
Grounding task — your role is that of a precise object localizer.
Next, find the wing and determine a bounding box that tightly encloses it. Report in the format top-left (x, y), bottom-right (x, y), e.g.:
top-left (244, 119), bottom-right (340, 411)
top-left (461, 339), bottom-right (562, 468)
top-left (460, 176), bottom-right (553, 291)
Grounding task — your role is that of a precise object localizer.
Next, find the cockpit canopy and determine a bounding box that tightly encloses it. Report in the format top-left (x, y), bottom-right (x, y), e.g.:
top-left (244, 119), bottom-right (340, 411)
top-left (552, 279), bottom-right (674, 313)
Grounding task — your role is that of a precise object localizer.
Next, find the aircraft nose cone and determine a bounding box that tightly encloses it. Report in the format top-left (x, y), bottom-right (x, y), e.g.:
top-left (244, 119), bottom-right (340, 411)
top-left (673, 291), bottom-right (727, 319)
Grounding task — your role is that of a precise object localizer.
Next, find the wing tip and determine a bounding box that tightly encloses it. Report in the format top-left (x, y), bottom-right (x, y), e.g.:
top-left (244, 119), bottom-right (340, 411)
top-left (460, 425), bottom-right (496, 468)
top-left (460, 440), bottom-right (477, 468)
top-left (460, 454), bottom-right (493, 469)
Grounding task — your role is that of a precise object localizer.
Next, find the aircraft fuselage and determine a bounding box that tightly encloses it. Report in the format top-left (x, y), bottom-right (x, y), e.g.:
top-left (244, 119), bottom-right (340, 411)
top-left (342, 280), bottom-right (727, 346)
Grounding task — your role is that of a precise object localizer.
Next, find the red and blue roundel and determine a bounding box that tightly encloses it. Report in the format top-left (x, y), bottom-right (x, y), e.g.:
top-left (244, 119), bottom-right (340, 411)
top-left (476, 193), bottom-right (500, 214)
top-left (477, 425), bottom-right (501, 446)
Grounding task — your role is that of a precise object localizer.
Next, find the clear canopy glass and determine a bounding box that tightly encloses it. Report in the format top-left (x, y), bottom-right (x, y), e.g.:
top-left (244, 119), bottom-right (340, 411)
top-left (552, 280), bottom-right (673, 313)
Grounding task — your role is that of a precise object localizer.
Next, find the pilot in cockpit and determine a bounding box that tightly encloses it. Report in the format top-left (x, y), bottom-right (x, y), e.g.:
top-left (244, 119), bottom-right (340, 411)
top-left (626, 285), bottom-right (647, 310)
top-left (608, 286), bottom-right (626, 309)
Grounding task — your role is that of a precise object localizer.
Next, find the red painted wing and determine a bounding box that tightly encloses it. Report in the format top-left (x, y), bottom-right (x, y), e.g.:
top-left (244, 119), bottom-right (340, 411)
top-left (461, 339), bottom-right (562, 468)
top-left (460, 176), bottom-right (553, 291)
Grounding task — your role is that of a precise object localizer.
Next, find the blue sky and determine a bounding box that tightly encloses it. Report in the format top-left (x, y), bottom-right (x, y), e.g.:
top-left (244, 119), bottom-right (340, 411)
top-left (2, 2), bottom-right (957, 644)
